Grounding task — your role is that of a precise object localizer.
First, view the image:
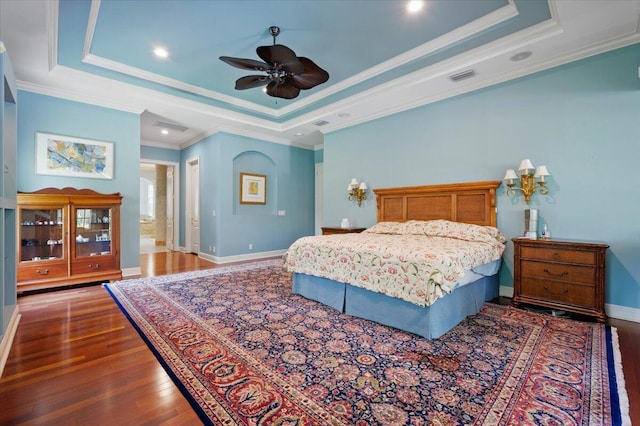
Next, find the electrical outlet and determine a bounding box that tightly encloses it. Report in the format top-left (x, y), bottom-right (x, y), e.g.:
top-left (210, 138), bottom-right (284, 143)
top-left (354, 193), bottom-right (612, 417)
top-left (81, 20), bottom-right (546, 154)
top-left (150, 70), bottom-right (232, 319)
top-left (278, 210), bottom-right (286, 216)
top-left (209, 245), bottom-right (212, 251)
top-left (212, 246), bottom-right (216, 253)
top-left (249, 243), bottom-right (253, 250)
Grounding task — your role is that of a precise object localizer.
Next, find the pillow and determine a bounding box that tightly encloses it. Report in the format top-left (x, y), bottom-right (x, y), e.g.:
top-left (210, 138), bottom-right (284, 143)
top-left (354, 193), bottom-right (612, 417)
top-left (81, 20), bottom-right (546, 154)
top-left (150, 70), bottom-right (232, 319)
top-left (363, 221), bottom-right (406, 235)
top-left (405, 219), bottom-right (506, 244)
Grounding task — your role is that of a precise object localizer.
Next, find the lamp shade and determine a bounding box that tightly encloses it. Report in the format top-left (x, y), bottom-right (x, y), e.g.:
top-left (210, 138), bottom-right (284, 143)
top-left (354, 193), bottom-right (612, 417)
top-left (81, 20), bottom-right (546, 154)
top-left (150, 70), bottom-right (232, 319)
top-left (518, 159), bottom-right (535, 171)
top-left (350, 178), bottom-right (358, 186)
top-left (534, 165), bottom-right (550, 177)
top-left (359, 182), bottom-right (367, 190)
top-left (503, 169), bottom-right (518, 180)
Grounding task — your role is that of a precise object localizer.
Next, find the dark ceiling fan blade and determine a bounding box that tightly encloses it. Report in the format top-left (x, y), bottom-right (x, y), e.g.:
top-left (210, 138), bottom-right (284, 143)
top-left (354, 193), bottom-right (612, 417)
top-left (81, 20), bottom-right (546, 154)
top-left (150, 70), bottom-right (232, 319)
top-left (219, 56), bottom-right (270, 71)
top-left (289, 57), bottom-right (330, 90)
top-left (235, 75), bottom-right (271, 90)
top-left (265, 80), bottom-right (301, 99)
top-left (256, 44), bottom-right (303, 74)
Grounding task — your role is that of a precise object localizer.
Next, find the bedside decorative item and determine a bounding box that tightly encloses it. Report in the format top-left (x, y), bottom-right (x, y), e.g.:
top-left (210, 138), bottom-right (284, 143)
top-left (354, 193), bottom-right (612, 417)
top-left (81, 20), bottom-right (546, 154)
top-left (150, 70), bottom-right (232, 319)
top-left (340, 218), bottom-right (350, 228)
top-left (540, 224), bottom-right (551, 240)
top-left (347, 178), bottom-right (368, 207)
top-left (503, 159), bottom-right (550, 204)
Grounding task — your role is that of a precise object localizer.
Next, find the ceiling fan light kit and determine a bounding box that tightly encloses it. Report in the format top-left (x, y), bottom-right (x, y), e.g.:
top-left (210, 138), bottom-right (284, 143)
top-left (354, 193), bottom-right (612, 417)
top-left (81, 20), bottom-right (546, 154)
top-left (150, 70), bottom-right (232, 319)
top-left (220, 26), bottom-right (329, 100)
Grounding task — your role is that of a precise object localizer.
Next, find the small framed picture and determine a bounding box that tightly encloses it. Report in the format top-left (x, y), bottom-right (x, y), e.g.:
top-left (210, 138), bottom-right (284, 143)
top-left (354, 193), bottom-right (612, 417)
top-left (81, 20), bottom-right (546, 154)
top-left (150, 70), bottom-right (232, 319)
top-left (35, 132), bottom-right (114, 179)
top-left (240, 172), bottom-right (267, 204)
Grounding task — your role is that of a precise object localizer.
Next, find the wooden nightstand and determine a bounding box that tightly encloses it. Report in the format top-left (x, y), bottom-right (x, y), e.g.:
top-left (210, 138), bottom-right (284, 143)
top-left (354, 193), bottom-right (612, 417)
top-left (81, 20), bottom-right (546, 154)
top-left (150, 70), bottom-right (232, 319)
top-left (511, 238), bottom-right (609, 323)
top-left (321, 227), bottom-right (367, 235)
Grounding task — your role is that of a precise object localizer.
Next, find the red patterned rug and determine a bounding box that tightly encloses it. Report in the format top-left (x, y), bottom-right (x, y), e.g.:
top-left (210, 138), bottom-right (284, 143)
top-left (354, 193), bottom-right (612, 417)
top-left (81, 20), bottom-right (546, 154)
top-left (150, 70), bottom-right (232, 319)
top-left (105, 260), bottom-right (629, 425)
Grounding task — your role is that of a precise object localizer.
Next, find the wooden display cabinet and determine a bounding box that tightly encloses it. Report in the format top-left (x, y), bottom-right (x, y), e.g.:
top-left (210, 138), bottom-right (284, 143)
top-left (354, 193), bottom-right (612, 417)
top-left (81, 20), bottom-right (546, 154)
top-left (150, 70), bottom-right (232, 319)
top-left (17, 188), bottom-right (122, 292)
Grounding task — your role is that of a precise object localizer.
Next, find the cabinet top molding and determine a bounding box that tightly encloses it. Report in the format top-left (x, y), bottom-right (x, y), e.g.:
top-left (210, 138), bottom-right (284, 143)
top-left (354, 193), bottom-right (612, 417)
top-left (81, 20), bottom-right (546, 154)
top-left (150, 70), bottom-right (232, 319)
top-left (19, 187), bottom-right (121, 197)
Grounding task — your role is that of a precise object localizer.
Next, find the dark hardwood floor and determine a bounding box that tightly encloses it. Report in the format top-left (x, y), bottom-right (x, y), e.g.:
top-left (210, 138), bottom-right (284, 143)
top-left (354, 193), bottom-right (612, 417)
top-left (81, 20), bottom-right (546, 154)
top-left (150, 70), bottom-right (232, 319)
top-left (1, 251), bottom-right (638, 425)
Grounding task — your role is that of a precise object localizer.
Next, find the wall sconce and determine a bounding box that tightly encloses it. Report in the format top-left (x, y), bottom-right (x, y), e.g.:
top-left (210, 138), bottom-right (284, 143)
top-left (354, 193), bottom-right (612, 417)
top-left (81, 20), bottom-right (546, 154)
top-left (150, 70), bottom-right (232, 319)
top-left (347, 178), bottom-right (368, 207)
top-left (503, 159), bottom-right (550, 204)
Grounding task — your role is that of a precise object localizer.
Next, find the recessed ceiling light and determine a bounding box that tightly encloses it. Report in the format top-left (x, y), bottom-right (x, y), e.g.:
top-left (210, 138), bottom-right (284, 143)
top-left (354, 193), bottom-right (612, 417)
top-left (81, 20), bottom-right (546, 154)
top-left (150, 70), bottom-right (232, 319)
top-left (338, 113), bottom-right (350, 118)
top-left (407, 0), bottom-right (425, 14)
top-left (153, 46), bottom-right (169, 59)
top-left (161, 129), bottom-right (169, 135)
top-left (510, 51), bottom-right (532, 62)
top-left (295, 132), bottom-right (304, 136)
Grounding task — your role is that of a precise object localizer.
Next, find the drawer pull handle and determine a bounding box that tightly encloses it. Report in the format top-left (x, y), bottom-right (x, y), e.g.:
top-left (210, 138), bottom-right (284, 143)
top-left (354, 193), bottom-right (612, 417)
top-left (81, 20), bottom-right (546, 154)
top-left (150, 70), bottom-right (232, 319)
top-left (551, 252), bottom-right (561, 260)
top-left (543, 268), bottom-right (569, 278)
top-left (36, 269), bottom-right (49, 275)
top-left (89, 264), bottom-right (101, 269)
top-left (543, 286), bottom-right (569, 295)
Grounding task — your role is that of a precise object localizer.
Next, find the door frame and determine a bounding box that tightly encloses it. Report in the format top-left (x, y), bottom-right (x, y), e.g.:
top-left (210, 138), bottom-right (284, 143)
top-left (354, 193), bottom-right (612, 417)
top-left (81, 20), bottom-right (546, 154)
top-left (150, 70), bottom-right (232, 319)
top-left (140, 158), bottom-right (180, 251)
top-left (185, 156), bottom-right (200, 254)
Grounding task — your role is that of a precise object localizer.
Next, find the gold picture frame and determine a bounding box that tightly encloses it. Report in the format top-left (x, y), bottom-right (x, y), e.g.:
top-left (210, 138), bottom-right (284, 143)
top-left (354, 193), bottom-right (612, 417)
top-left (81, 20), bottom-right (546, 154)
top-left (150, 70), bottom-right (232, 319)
top-left (240, 172), bottom-right (267, 204)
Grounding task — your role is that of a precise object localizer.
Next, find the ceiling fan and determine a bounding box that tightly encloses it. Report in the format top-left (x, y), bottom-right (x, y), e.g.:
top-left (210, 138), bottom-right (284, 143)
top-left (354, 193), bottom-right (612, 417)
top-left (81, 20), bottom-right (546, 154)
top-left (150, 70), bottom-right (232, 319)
top-left (219, 26), bottom-right (329, 100)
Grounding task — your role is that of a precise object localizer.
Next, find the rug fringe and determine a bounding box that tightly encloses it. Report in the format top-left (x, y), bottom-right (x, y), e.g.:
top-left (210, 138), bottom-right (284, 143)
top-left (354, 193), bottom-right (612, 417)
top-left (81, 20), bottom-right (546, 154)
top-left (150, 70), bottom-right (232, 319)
top-left (611, 327), bottom-right (631, 426)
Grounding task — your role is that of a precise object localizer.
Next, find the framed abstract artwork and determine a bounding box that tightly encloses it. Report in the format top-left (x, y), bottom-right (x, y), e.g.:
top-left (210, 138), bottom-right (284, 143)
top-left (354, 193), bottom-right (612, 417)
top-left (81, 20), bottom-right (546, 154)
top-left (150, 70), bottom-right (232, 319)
top-left (240, 172), bottom-right (266, 204)
top-left (35, 132), bottom-right (114, 179)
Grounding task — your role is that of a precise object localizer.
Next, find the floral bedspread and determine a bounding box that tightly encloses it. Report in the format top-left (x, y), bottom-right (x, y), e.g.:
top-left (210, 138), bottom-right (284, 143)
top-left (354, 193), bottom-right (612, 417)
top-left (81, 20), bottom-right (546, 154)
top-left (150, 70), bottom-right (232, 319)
top-left (284, 220), bottom-right (506, 307)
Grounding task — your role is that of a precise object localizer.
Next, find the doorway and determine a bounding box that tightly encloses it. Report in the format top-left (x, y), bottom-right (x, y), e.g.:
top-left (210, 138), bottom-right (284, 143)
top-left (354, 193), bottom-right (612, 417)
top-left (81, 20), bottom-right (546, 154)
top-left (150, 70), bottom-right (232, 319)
top-left (185, 156), bottom-right (200, 254)
top-left (140, 160), bottom-right (179, 254)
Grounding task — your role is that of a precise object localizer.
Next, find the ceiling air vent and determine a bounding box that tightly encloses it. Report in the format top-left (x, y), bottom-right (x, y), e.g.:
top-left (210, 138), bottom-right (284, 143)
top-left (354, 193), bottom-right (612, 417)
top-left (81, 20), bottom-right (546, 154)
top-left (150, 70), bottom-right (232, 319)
top-left (449, 69), bottom-right (476, 82)
top-left (153, 121), bottom-right (189, 132)
top-left (314, 120), bottom-right (330, 127)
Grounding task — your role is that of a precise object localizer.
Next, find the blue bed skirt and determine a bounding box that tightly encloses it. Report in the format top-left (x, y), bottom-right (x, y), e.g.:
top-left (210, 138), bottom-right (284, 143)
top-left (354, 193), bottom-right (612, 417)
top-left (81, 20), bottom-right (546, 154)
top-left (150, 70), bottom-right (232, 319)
top-left (292, 273), bottom-right (499, 339)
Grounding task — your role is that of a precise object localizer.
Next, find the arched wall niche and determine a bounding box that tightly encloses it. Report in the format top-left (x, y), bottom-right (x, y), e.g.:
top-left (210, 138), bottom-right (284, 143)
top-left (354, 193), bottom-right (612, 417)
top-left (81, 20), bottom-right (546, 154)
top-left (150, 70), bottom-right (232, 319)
top-left (232, 151), bottom-right (276, 215)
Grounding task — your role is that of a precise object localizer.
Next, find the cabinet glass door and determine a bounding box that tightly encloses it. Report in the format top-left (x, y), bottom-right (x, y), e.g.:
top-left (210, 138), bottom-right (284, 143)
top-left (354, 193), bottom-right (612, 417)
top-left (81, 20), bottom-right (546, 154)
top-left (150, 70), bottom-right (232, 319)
top-left (74, 208), bottom-right (113, 258)
top-left (19, 208), bottom-right (64, 262)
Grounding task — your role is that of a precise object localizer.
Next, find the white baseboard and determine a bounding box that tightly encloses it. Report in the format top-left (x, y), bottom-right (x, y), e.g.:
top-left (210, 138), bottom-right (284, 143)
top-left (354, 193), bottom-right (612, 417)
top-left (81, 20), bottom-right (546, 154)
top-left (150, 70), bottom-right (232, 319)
top-left (605, 303), bottom-right (640, 323)
top-left (198, 249), bottom-right (287, 264)
top-left (499, 285), bottom-right (514, 299)
top-left (499, 285), bottom-right (639, 323)
top-left (122, 266), bottom-right (142, 279)
top-left (0, 306), bottom-right (21, 377)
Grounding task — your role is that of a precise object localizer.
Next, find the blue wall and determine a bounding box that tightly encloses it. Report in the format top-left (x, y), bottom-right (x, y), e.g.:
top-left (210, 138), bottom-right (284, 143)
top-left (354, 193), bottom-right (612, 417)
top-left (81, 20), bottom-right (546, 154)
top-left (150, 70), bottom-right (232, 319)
top-left (323, 44), bottom-right (640, 311)
top-left (180, 132), bottom-right (315, 257)
top-left (17, 92), bottom-right (141, 269)
top-left (140, 145), bottom-right (180, 163)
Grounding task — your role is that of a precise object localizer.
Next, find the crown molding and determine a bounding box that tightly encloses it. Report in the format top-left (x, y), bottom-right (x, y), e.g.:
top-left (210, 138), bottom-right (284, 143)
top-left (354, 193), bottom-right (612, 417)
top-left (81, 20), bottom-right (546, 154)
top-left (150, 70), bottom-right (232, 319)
top-left (79, 0), bottom-right (519, 119)
top-left (314, 7), bottom-right (640, 136)
top-left (17, 79), bottom-right (145, 114)
top-left (140, 139), bottom-right (181, 150)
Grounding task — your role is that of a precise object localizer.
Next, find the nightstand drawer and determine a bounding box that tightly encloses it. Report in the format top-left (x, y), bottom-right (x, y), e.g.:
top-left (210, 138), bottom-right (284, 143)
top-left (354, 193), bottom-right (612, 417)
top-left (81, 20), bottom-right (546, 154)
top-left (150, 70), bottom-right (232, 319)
top-left (521, 278), bottom-right (596, 308)
top-left (520, 246), bottom-right (596, 265)
top-left (521, 260), bottom-right (596, 285)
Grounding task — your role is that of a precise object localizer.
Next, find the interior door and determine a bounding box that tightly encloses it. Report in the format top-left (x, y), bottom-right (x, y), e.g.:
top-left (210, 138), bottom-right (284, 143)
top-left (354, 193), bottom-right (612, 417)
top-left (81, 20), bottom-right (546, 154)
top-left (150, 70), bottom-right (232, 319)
top-left (186, 157), bottom-right (200, 254)
top-left (165, 166), bottom-right (174, 251)
top-left (315, 163), bottom-right (323, 235)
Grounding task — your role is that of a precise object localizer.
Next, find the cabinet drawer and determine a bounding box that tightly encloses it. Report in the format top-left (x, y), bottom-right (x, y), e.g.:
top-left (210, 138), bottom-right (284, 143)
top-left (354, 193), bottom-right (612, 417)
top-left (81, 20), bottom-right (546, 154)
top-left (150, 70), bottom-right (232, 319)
top-left (72, 257), bottom-right (118, 275)
top-left (521, 278), bottom-right (596, 308)
top-left (521, 260), bottom-right (596, 285)
top-left (520, 246), bottom-right (596, 265)
top-left (18, 262), bottom-right (68, 282)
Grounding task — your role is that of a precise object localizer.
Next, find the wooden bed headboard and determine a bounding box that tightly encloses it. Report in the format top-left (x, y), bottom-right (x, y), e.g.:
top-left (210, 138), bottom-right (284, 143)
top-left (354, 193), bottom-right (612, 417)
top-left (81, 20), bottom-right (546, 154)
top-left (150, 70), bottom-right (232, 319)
top-left (373, 181), bottom-right (500, 227)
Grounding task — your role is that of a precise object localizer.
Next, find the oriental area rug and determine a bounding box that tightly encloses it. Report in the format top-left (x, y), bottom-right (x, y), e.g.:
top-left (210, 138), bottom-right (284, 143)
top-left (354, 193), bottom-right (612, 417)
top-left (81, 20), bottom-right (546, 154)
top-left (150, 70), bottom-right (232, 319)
top-left (105, 260), bottom-right (630, 425)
